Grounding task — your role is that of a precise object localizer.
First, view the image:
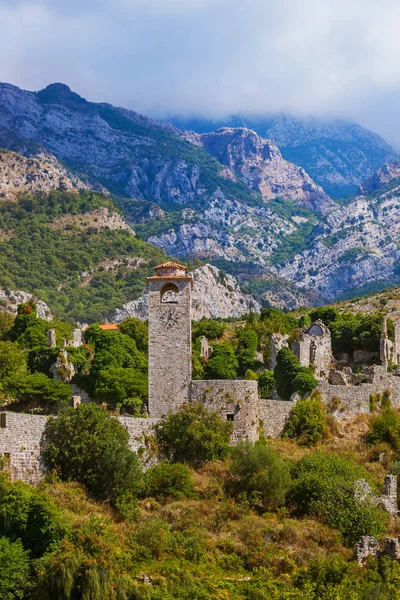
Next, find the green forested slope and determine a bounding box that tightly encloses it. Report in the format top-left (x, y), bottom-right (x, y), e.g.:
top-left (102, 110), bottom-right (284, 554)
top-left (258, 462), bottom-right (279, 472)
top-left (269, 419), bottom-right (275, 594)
top-left (0, 190), bottom-right (168, 322)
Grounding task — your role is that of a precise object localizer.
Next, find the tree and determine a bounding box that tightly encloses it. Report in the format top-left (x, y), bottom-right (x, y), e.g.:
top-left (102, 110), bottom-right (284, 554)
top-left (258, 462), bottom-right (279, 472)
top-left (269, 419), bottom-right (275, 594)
top-left (143, 463), bottom-right (194, 501)
top-left (282, 394), bottom-right (328, 446)
top-left (85, 327), bottom-right (146, 376)
top-left (155, 403), bottom-right (232, 466)
top-left (367, 407), bottom-right (400, 452)
top-left (206, 344), bottom-right (238, 379)
top-left (192, 318), bottom-right (226, 341)
top-left (0, 341), bottom-right (27, 381)
top-left (228, 441), bottom-right (291, 510)
top-left (3, 372), bottom-right (72, 410)
top-left (94, 367), bottom-right (148, 413)
top-left (0, 537), bottom-right (31, 600)
top-left (0, 313), bottom-right (14, 339)
top-left (42, 403), bottom-right (143, 503)
top-left (292, 369), bottom-right (318, 398)
top-left (119, 317), bottom-right (148, 353)
top-left (258, 370), bottom-right (275, 398)
top-left (289, 452), bottom-right (387, 545)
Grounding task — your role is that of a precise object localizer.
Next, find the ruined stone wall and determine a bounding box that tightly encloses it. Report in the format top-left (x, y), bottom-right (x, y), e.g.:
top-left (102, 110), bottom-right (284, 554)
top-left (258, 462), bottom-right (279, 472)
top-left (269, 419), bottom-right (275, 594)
top-left (258, 399), bottom-right (296, 438)
top-left (318, 373), bottom-right (400, 418)
top-left (148, 277), bottom-right (192, 418)
top-left (190, 380), bottom-right (260, 443)
top-left (0, 412), bottom-right (47, 485)
top-left (0, 412), bottom-right (160, 484)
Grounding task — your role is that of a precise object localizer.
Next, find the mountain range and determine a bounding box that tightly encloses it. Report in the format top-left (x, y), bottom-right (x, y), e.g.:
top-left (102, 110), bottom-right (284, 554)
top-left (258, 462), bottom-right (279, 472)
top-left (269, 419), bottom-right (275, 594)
top-left (170, 114), bottom-right (398, 199)
top-left (0, 80), bottom-right (400, 317)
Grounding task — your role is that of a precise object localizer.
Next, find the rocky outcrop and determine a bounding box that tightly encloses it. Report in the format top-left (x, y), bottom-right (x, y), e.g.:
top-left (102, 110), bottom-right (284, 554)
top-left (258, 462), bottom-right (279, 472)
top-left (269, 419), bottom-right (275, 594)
top-left (359, 161), bottom-right (400, 196)
top-left (171, 114), bottom-right (398, 199)
top-left (148, 190), bottom-right (295, 266)
top-left (0, 289), bottom-right (52, 320)
top-left (111, 263), bottom-right (261, 322)
top-left (274, 182), bottom-right (400, 300)
top-left (48, 207), bottom-right (134, 235)
top-left (0, 149), bottom-right (93, 201)
top-left (193, 128), bottom-right (335, 214)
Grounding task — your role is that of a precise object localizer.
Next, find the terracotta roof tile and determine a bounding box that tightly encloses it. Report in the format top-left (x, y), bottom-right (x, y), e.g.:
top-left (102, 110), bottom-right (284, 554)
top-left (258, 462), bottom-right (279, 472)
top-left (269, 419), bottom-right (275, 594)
top-left (98, 324), bottom-right (120, 331)
top-left (154, 261), bottom-right (187, 271)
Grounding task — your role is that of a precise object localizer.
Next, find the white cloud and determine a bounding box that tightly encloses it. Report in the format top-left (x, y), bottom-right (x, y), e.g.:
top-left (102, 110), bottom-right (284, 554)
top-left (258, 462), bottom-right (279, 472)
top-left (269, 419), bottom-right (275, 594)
top-left (0, 0), bottom-right (400, 144)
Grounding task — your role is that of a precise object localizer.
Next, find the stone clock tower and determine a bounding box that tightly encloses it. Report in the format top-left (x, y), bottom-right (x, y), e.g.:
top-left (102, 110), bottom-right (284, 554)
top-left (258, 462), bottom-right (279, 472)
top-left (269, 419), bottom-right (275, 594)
top-left (147, 262), bottom-right (193, 418)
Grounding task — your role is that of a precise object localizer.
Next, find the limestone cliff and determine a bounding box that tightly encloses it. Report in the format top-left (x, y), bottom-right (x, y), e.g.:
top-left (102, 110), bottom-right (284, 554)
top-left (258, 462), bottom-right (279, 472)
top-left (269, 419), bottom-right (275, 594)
top-left (111, 264), bottom-right (261, 322)
top-left (191, 128), bottom-right (335, 214)
top-left (0, 289), bottom-right (52, 320)
top-left (0, 149), bottom-right (94, 201)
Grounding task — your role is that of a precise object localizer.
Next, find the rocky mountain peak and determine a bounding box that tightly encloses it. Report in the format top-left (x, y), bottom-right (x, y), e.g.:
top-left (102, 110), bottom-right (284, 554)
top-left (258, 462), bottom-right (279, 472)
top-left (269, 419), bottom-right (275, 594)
top-left (196, 127), bottom-right (336, 214)
top-left (359, 161), bottom-right (400, 196)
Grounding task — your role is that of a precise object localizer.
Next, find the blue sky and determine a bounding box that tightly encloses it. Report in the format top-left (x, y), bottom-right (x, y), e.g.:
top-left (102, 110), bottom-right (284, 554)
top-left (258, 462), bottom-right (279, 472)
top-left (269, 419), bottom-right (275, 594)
top-left (1, 0), bottom-right (400, 145)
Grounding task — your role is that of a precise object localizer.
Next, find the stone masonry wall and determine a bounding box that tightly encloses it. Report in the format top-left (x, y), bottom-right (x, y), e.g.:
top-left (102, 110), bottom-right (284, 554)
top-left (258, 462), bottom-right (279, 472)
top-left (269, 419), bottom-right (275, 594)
top-left (0, 413), bottom-right (47, 485)
top-left (190, 380), bottom-right (260, 443)
top-left (258, 400), bottom-right (296, 438)
top-left (0, 412), bottom-right (159, 484)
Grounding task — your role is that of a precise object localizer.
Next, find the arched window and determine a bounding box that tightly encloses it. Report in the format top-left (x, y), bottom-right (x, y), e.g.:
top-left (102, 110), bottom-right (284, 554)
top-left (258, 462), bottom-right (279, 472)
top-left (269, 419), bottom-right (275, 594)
top-left (161, 283), bottom-right (179, 303)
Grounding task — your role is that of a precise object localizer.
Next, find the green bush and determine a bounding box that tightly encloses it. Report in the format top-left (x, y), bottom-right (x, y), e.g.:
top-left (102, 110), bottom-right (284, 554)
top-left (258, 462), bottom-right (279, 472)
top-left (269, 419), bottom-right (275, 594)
top-left (274, 347), bottom-right (317, 400)
top-left (94, 367), bottom-right (148, 413)
top-left (0, 341), bottom-right (27, 380)
top-left (257, 370), bottom-right (275, 398)
top-left (289, 453), bottom-right (387, 545)
top-left (192, 318), bottom-right (226, 341)
top-left (42, 403), bottom-right (143, 504)
top-left (119, 317), bottom-right (148, 353)
top-left (282, 394), bottom-right (328, 446)
top-left (85, 327), bottom-right (147, 375)
top-left (228, 441), bottom-right (291, 510)
top-left (0, 537), bottom-right (31, 600)
top-left (143, 463), bottom-right (194, 501)
top-left (3, 372), bottom-right (72, 410)
top-left (0, 475), bottom-right (69, 558)
top-left (206, 344), bottom-right (238, 379)
top-left (155, 403), bottom-right (232, 467)
top-left (367, 406), bottom-right (400, 452)
top-left (291, 369), bottom-right (318, 398)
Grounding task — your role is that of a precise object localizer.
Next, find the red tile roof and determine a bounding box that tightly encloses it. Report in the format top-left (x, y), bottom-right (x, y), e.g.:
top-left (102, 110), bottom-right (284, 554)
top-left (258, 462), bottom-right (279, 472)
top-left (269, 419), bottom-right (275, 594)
top-left (98, 324), bottom-right (120, 331)
top-left (154, 261), bottom-right (187, 271)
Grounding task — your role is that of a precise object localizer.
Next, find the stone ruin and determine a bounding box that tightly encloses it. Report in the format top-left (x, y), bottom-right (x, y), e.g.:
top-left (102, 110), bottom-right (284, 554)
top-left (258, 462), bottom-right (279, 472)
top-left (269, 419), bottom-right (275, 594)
top-left (269, 320), bottom-right (333, 378)
top-left (380, 315), bottom-right (400, 370)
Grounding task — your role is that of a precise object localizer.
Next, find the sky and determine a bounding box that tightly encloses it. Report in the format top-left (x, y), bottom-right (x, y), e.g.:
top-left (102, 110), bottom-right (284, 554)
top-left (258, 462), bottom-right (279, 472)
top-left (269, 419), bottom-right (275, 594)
top-left (1, 0), bottom-right (400, 145)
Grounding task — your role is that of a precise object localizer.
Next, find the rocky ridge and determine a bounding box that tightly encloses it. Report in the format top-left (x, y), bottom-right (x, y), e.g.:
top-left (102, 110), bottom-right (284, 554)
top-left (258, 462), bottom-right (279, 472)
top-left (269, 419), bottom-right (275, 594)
top-left (0, 149), bottom-right (91, 201)
top-left (170, 114), bottom-right (398, 199)
top-left (190, 128), bottom-right (335, 213)
top-left (274, 178), bottom-right (400, 300)
top-left (112, 263), bottom-right (261, 322)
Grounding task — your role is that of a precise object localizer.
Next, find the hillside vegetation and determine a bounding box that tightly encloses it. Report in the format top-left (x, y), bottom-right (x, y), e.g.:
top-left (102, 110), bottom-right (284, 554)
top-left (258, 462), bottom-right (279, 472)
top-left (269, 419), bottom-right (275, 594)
top-left (0, 189), bottom-right (168, 323)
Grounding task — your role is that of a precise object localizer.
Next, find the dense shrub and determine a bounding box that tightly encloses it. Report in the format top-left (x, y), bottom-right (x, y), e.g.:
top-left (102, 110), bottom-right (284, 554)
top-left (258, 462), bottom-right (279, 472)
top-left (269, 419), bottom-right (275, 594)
top-left (143, 463), bottom-right (194, 501)
top-left (192, 318), bottom-right (226, 341)
top-left (42, 403), bottom-right (143, 503)
top-left (94, 367), bottom-right (148, 413)
top-left (206, 344), bottom-right (238, 379)
top-left (291, 370), bottom-right (318, 398)
top-left (85, 326), bottom-right (147, 375)
top-left (290, 453), bottom-right (387, 545)
top-left (0, 475), bottom-right (69, 558)
top-left (367, 406), bottom-right (400, 452)
top-left (2, 372), bottom-right (72, 410)
top-left (0, 537), bottom-right (31, 600)
top-left (282, 394), bottom-right (328, 446)
top-left (0, 341), bottom-right (27, 380)
top-left (155, 403), bottom-right (232, 466)
top-left (228, 441), bottom-right (291, 510)
top-left (274, 347), bottom-right (317, 400)
top-left (258, 370), bottom-right (275, 398)
top-left (119, 317), bottom-right (148, 353)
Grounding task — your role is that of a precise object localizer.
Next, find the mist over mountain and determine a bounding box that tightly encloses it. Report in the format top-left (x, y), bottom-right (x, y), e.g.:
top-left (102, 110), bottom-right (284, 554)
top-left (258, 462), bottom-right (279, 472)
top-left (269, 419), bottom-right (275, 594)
top-left (169, 114), bottom-right (398, 199)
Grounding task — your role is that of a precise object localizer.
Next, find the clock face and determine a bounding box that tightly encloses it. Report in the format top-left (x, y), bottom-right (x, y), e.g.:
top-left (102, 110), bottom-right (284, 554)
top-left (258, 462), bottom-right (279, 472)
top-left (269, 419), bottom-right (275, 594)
top-left (161, 307), bottom-right (179, 330)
